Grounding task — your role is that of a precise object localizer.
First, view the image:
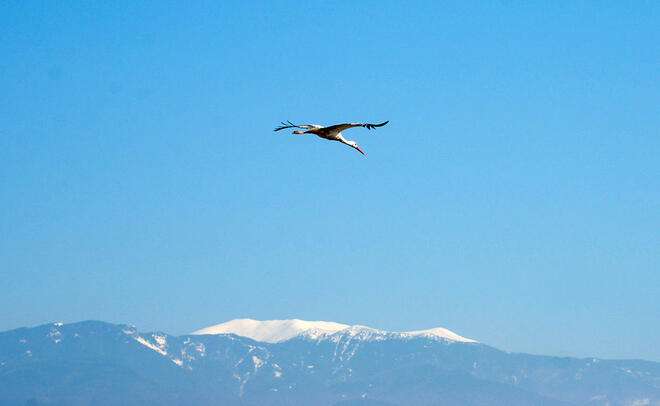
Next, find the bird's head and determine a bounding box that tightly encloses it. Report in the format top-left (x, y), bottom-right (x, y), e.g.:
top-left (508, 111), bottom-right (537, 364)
top-left (292, 130), bottom-right (305, 134)
top-left (348, 141), bottom-right (365, 155)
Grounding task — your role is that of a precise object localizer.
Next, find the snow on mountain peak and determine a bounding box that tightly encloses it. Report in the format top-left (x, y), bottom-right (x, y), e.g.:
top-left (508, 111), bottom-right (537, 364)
top-left (191, 319), bottom-right (350, 343)
top-left (191, 319), bottom-right (476, 343)
top-left (403, 327), bottom-right (476, 342)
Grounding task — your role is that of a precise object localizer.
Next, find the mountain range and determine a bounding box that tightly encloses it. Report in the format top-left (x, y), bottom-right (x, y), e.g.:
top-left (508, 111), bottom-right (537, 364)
top-left (1, 319), bottom-right (658, 406)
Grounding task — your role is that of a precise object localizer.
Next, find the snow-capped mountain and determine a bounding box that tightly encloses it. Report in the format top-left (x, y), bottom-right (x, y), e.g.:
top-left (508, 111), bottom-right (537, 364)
top-left (1, 320), bottom-right (659, 406)
top-left (191, 318), bottom-right (476, 343)
top-left (192, 318), bottom-right (350, 342)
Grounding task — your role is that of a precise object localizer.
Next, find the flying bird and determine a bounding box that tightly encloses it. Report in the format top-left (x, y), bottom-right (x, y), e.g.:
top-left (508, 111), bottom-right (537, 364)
top-left (273, 121), bottom-right (389, 155)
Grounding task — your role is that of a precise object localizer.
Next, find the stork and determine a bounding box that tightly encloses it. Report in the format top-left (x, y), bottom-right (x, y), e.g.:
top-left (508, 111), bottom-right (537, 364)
top-left (273, 121), bottom-right (389, 155)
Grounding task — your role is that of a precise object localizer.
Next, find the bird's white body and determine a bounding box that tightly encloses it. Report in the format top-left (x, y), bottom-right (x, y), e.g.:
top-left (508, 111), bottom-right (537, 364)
top-left (274, 121), bottom-right (389, 155)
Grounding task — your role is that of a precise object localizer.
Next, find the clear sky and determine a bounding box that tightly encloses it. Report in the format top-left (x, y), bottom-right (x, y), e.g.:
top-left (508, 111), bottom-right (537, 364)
top-left (1, 2), bottom-right (658, 361)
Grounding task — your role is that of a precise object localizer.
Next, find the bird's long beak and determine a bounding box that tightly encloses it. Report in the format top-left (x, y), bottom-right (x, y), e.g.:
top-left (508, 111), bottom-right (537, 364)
top-left (354, 145), bottom-right (365, 155)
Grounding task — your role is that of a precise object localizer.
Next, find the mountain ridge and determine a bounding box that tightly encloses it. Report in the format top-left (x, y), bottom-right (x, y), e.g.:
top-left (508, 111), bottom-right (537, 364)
top-left (191, 318), bottom-right (477, 343)
top-left (1, 320), bottom-right (658, 406)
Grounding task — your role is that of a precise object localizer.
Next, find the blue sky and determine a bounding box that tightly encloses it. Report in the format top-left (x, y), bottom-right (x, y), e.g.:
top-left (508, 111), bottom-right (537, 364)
top-left (1, 1), bottom-right (658, 361)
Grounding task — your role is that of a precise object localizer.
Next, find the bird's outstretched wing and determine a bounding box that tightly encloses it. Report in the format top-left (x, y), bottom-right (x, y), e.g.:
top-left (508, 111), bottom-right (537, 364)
top-left (273, 121), bottom-right (323, 132)
top-left (323, 121), bottom-right (389, 133)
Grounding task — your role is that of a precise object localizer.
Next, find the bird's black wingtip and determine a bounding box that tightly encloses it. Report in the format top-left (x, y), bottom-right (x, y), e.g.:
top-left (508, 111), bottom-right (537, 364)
top-left (364, 120), bottom-right (389, 130)
top-left (273, 120), bottom-right (293, 132)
